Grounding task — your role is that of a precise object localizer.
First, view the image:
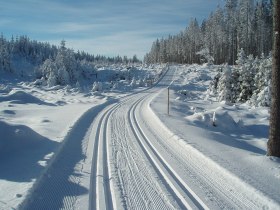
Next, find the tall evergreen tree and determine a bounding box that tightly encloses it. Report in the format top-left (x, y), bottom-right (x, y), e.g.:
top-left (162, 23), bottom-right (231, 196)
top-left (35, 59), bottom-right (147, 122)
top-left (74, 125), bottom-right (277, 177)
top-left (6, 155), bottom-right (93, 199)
top-left (144, 0), bottom-right (273, 65)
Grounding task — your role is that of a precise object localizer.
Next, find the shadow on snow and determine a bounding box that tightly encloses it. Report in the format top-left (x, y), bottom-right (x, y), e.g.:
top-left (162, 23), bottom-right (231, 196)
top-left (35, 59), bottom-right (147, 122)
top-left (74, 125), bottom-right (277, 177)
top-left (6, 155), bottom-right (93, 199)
top-left (21, 100), bottom-right (116, 210)
top-left (0, 121), bottom-right (58, 182)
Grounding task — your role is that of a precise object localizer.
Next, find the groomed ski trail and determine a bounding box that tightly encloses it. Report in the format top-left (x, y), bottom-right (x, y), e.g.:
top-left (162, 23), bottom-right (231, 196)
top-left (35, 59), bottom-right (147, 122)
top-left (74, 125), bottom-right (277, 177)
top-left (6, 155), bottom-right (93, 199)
top-left (20, 65), bottom-right (280, 210)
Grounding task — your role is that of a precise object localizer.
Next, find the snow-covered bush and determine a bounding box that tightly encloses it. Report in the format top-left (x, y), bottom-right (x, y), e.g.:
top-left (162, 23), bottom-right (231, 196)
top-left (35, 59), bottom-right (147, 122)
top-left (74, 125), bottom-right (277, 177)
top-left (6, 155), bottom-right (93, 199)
top-left (139, 78), bottom-right (145, 87)
top-left (208, 72), bottom-right (221, 96)
top-left (75, 81), bottom-right (81, 89)
top-left (237, 53), bottom-right (256, 102)
top-left (47, 71), bottom-right (58, 87)
top-left (208, 64), bottom-right (240, 103)
top-left (36, 41), bottom-right (97, 87)
top-left (0, 45), bottom-right (12, 73)
top-left (57, 66), bottom-right (70, 85)
top-left (208, 52), bottom-right (272, 107)
top-left (235, 48), bottom-right (246, 66)
top-left (112, 82), bottom-right (119, 89)
top-left (196, 48), bottom-right (214, 65)
top-left (130, 77), bottom-right (137, 87)
top-left (92, 82), bottom-right (103, 92)
top-left (217, 64), bottom-right (235, 103)
top-left (79, 59), bottom-right (96, 80)
top-left (143, 77), bottom-right (148, 87)
top-left (38, 59), bottom-right (59, 86)
top-left (249, 55), bottom-right (272, 107)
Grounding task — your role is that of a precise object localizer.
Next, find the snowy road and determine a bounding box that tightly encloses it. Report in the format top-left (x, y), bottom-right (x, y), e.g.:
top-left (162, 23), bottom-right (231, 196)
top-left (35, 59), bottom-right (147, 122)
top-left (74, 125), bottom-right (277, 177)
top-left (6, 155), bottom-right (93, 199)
top-left (21, 66), bottom-right (279, 210)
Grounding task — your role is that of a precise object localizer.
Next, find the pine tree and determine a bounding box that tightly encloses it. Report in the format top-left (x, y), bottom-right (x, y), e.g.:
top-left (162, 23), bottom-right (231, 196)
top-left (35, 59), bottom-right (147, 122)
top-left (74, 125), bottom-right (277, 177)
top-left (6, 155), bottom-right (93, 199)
top-left (268, 0), bottom-right (280, 157)
top-left (237, 53), bottom-right (256, 102)
top-left (144, 0), bottom-right (273, 65)
top-left (55, 40), bottom-right (78, 84)
top-left (0, 35), bottom-right (12, 72)
top-left (217, 64), bottom-right (233, 102)
top-left (250, 54), bottom-right (272, 106)
top-left (237, 0), bottom-right (254, 55)
top-left (225, 0), bottom-right (238, 64)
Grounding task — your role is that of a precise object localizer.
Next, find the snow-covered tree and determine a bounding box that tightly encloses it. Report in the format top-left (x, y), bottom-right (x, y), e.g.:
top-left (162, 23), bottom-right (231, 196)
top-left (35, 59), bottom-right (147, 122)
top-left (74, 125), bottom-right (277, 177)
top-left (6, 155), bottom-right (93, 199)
top-left (0, 35), bottom-right (12, 72)
top-left (209, 51), bottom-right (272, 107)
top-left (92, 81), bottom-right (102, 92)
top-left (39, 58), bottom-right (58, 82)
top-left (55, 40), bottom-right (78, 84)
top-left (0, 46), bottom-right (12, 73)
top-left (79, 59), bottom-right (96, 79)
top-left (237, 53), bottom-right (256, 102)
top-left (236, 48), bottom-right (246, 66)
top-left (217, 64), bottom-right (234, 102)
top-left (144, 0), bottom-right (273, 65)
top-left (250, 54), bottom-right (272, 106)
top-left (130, 77), bottom-right (137, 87)
top-left (196, 48), bottom-right (214, 65)
top-left (139, 78), bottom-right (145, 87)
top-left (57, 65), bottom-right (70, 85)
top-left (47, 71), bottom-right (58, 87)
top-left (237, 0), bottom-right (255, 55)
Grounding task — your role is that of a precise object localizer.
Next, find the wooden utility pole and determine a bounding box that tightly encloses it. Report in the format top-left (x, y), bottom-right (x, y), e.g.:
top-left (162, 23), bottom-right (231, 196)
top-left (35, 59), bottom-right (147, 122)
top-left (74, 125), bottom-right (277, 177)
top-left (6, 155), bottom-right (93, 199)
top-left (167, 87), bottom-right (170, 115)
top-left (268, 0), bottom-right (280, 157)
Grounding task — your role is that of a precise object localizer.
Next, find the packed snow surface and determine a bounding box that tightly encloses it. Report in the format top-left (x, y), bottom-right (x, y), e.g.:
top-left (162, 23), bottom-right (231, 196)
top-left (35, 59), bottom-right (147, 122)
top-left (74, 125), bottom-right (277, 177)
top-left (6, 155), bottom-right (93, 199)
top-left (0, 64), bottom-right (279, 210)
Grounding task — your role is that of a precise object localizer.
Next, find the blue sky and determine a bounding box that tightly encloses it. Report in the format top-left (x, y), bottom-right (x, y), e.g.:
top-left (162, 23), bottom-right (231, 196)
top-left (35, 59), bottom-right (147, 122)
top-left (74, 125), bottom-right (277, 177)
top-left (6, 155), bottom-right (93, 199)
top-left (0, 0), bottom-right (223, 59)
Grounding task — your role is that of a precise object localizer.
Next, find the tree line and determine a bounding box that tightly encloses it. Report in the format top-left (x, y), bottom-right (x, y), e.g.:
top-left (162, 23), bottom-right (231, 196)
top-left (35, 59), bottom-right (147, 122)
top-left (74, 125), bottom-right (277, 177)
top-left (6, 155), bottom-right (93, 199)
top-left (0, 34), bottom-right (140, 74)
top-left (144, 0), bottom-right (272, 65)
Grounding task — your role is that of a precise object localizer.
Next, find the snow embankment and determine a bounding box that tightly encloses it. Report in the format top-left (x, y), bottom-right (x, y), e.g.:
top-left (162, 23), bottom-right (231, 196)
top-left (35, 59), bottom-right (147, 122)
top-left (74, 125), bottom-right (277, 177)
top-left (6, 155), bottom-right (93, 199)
top-left (150, 64), bottom-right (280, 208)
top-left (0, 85), bottom-right (108, 209)
top-left (0, 63), bottom-right (164, 209)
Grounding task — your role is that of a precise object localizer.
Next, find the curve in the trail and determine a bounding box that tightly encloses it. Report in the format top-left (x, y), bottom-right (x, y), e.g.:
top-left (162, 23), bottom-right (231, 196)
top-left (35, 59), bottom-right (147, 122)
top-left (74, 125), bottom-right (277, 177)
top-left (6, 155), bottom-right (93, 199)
top-left (19, 65), bottom-right (278, 210)
top-left (133, 65), bottom-right (280, 210)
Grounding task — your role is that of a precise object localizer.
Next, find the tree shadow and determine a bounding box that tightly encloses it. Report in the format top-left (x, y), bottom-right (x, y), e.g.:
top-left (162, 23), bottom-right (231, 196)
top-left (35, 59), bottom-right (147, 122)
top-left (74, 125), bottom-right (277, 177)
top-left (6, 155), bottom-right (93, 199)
top-left (0, 121), bottom-right (58, 182)
top-left (190, 119), bottom-right (267, 155)
top-left (0, 90), bottom-right (56, 106)
top-left (244, 124), bottom-right (269, 139)
top-left (207, 131), bottom-right (266, 155)
top-left (21, 101), bottom-right (114, 209)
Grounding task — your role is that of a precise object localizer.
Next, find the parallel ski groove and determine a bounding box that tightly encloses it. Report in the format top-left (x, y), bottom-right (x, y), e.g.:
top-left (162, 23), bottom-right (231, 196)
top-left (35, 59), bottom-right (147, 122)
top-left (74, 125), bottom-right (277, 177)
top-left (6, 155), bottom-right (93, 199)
top-left (128, 95), bottom-right (209, 210)
top-left (107, 92), bottom-right (179, 210)
top-left (89, 103), bottom-right (118, 210)
top-left (139, 87), bottom-right (269, 209)
top-left (89, 96), bottom-right (135, 210)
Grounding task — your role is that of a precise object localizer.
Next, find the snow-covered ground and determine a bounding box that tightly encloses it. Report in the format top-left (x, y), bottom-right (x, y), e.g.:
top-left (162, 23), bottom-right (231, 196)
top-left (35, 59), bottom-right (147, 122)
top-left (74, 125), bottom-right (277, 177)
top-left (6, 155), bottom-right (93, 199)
top-left (0, 84), bottom-right (109, 209)
top-left (0, 64), bottom-right (279, 209)
top-left (151, 64), bottom-right (280, 208)
top-left (0, 64), bottom-right (162, 209)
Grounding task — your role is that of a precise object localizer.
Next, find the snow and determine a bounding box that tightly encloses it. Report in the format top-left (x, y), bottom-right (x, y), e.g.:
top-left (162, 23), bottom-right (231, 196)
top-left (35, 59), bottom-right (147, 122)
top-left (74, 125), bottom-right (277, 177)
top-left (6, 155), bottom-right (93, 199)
top-left (0, 63), bottom-right (280, 209)
top-left (0, 87), bottom-right (107, 209)
top-left (0, 64), bottom-right (161, 209)
top-left (150, 64), bottom-right (280, 208)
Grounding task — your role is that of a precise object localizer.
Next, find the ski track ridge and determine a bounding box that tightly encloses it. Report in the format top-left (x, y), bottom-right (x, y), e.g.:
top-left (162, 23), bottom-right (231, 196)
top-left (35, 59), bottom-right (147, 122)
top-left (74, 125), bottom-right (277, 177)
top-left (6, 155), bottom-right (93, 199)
top-left (128, 94), bottom-right (209, 210)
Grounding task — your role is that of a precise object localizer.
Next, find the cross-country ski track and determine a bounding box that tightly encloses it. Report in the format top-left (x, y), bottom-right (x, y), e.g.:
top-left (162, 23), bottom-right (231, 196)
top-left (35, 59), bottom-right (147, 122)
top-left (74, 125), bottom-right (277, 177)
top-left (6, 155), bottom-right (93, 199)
top-left (20, 66), bottom-right (279, 210)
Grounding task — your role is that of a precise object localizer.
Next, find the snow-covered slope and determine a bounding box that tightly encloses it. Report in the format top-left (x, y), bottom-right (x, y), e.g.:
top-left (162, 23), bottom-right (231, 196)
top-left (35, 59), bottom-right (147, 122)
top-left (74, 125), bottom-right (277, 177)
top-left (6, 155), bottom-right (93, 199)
top-left (0, 86), bottom-right (109, 209)
top-left (0, 64), bottom-right (279, 210)
top-left (151, 64), bottom-right (280, 208)
top-left (0, 64), bottom-right (160, 209)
